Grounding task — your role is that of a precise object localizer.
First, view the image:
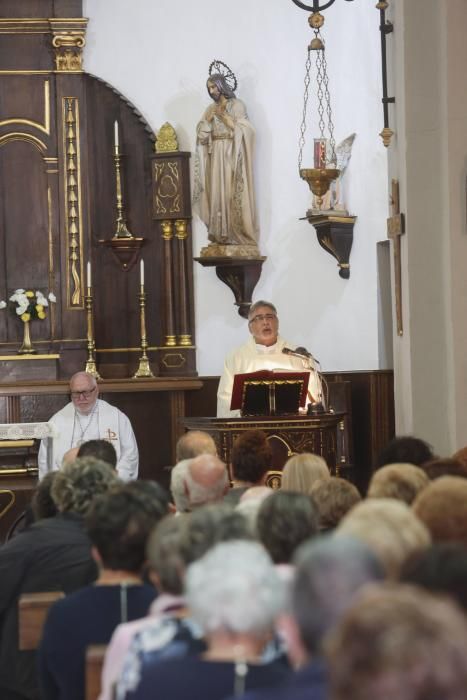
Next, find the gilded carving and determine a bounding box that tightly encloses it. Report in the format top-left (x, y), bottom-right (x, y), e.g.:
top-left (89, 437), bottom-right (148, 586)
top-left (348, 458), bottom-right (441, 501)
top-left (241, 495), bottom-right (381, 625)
top-left (63, 98), bottom-right (83, 307)
top-left (155, 123), bottom-right (179, 153)
top-left (174, 220), bottom-right (188, 240)
top-left (153, 162), bottom-right (181, 215)
top-left (53, 32), bottom-right (86, 72)
top-left (178, 334), bottom-right (192, 347)
top-left (161, 352), bottom-right (186, 368)
top-left (161, 220), bottom-right (173, 240)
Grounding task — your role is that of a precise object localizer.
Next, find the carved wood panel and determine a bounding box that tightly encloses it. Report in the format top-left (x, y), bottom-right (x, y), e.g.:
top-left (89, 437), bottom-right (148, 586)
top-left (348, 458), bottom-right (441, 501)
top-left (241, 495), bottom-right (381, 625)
top-left (0, 3), bottom-right (198, 379)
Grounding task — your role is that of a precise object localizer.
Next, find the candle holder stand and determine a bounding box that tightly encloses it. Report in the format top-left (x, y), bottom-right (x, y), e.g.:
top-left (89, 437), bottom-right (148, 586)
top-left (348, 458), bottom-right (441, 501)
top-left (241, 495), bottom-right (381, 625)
top-left (133, 284), bottom-right (155, 378)
top-left (84, 288), bottom-right (101, 379)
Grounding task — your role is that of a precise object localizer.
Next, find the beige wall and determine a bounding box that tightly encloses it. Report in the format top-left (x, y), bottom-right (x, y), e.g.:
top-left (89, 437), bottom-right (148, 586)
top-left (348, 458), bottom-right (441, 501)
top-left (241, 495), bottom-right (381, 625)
top-left (390, 0), bottom-right (467, 453)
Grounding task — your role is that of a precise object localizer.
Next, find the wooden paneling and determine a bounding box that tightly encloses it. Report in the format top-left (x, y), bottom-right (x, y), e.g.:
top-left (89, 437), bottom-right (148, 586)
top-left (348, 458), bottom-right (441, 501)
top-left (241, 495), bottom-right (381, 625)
top-left (0, 7), bottom-right (197, 379)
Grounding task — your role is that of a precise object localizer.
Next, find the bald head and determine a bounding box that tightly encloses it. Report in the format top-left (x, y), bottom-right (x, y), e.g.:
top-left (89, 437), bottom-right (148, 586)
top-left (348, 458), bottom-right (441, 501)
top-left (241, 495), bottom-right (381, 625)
top-left (69, 372), bottom-right (99, 415)
top-left (184, 454), bottom-right (229, 508)
top-left (176, 431), bottom-right (217, 461)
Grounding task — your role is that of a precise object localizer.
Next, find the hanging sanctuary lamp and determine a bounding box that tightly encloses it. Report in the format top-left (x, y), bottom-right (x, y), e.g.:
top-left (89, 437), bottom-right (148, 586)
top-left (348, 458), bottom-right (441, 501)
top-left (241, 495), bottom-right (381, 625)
top-left (293, 0), bottom-right (357, 278)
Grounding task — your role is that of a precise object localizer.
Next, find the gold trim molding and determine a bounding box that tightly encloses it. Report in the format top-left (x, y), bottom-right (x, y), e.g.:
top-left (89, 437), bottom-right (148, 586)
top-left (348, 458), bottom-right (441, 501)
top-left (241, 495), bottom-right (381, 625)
top-left (0, 440), bottom-right (34, 448)
top-left (0, 18), bottom-right (87, 72)
top-left (0, 18), bottom-right (87, 33)
top-left (0, 354), bottom-right (60, 360)
top-left (0, 132), bottom-right (46, 152)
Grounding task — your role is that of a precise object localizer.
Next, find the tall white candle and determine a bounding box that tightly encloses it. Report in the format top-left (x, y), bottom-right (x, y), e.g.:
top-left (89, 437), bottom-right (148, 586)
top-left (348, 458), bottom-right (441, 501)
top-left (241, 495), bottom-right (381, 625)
top-left (114, 120), bottom-right (119, 149)
top-left (87, 261), bottom-right (91, 289)
top-left (140, 259), bottom-right (144, 286)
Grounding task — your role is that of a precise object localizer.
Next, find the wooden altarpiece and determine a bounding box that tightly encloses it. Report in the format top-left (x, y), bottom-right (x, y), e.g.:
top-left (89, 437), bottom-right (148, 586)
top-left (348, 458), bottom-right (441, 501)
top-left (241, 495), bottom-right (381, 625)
top-left (0, 0), bottom-right (201, 538)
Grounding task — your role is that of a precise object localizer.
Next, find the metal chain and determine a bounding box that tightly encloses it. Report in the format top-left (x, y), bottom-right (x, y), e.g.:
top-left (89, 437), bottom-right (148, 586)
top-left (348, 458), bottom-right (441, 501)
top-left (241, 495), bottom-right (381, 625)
top-left (315, 33), bottom-right (326, 142)
top-left (298, 28), bottom-right (337, 170)
top-left (298, 48), bottom-right (312, 172)
top-left (321, 37), bottom-right (337, 164)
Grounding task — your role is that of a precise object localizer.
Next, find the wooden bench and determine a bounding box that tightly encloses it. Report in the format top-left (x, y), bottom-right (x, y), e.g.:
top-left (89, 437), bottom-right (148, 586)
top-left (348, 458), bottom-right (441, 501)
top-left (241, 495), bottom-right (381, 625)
top-left (18, 591), bottom-right (64, 650)
top-left (86, 645), bottom-right (107, 700)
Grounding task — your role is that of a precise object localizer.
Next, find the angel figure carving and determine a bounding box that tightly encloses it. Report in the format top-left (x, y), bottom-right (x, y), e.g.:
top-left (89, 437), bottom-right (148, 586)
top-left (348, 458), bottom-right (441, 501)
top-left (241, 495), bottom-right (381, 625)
top-left (313, 133), bottom-right (356, 213)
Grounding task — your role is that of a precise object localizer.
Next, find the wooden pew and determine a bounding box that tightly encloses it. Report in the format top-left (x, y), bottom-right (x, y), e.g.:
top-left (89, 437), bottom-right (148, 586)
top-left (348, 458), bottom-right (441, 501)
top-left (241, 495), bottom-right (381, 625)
top-left (86, 644), bottom-right (107, 700)
top-left (18, 591), bottom-right (64, 650)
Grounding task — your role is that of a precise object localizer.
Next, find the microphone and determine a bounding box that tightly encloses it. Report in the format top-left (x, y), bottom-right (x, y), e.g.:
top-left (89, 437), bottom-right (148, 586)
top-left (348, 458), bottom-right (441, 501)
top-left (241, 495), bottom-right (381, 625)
top-left (295, 346), bottom-right (313, 359)
top-left (283, 346), bottom-right (310, 358)
top-left (283, 346), bottom-right (316, 361)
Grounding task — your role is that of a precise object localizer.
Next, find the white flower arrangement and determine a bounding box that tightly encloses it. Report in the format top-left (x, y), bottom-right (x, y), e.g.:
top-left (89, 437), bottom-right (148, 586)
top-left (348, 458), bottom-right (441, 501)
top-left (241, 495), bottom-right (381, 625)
top-left (0, 289), bottom-right (56, 322)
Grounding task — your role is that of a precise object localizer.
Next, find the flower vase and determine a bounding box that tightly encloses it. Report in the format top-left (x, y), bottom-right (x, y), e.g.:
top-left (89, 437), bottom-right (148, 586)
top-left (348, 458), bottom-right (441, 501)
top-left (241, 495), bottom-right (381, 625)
top-left (18, 319), bottom-right (37, 354)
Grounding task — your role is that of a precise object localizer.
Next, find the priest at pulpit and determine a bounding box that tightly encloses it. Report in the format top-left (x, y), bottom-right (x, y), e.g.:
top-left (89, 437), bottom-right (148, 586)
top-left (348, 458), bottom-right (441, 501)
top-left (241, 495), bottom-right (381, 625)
top-left (38, 372), bottom-right (138, 481)
top-left (217, 301), bottom-right (323, 417)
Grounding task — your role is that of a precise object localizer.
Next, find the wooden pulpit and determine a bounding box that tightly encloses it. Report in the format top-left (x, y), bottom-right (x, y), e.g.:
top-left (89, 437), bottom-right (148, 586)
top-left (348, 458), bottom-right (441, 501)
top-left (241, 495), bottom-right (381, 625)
top-left (182, 411), bottom-right (348, 486)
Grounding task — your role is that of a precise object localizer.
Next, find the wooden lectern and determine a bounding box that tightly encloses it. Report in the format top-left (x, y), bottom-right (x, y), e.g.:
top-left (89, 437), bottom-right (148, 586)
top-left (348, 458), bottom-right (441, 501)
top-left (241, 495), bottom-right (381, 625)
top-left (231, 370), bottom-right (309, 416)
top-left (182, 371), bottom-right (350, 485)
top-left (182, 413), bottom-right (346, 486)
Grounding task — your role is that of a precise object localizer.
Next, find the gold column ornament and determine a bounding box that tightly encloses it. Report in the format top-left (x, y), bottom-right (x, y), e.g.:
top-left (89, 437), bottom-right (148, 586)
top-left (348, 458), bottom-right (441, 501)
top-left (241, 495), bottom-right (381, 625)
top-left (53, 31), bottom-right (86, 72)
top-left (161, 221), bottom-right (176, 347)
top-left (84, 263), bottom-right (101, 378)
top-left (133, 261), bottom-right (155, 378)
top-left (175, 219), bottom-right (192, 347)
top-left (113, 121), bottom-right (134, 239)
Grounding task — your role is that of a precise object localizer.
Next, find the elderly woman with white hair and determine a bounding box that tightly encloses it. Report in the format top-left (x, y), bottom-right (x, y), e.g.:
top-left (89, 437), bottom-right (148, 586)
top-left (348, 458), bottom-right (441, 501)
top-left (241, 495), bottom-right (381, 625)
top-left (122, 540), bottom-right (289, 699)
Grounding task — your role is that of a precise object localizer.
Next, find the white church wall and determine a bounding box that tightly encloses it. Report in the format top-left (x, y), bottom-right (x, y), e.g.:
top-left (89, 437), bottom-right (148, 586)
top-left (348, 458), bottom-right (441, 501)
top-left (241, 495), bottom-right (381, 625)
top-left (83, 0), bottom-right (387, 376)
top-left (389, 0), bottom-right (467, 453)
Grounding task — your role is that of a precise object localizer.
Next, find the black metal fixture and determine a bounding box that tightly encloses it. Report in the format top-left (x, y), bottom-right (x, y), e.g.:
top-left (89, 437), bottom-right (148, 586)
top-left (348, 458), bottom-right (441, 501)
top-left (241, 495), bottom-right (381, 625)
top-left (376, 1), bottom-right (395, 147)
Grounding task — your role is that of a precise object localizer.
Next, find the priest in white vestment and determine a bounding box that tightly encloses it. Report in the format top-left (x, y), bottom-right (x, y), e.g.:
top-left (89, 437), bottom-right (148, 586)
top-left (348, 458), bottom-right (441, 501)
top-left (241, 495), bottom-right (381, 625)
top-left (38, 372), bottom-right (138, 481)
top-left (217, 301), bottom-right (323, 417)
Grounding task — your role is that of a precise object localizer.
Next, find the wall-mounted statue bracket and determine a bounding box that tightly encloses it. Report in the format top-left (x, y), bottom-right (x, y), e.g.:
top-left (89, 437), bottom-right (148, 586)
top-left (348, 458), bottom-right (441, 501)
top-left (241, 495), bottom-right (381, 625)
top-left (195, 256), bottom-right (266, 318)
top-left (304, 214), bottom-right (356, 279)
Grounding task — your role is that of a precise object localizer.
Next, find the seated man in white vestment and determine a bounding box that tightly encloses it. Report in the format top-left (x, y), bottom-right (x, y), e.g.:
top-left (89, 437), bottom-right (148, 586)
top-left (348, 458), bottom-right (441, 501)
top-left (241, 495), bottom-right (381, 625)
top-left (217, 300), bottom-right (323, 417)
top-left (38, 371), bottom-right (138, 481)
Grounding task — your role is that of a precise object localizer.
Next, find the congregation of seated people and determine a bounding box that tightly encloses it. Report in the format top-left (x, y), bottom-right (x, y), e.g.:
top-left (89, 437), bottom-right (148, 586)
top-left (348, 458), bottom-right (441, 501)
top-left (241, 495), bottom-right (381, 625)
top-left (2, 431), bottom-right (467, 700)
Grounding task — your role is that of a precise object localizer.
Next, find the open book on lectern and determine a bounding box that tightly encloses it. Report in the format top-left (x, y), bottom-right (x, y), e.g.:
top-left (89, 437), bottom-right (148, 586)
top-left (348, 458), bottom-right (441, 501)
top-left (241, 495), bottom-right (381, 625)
top-left (230, 369), bottom-right (310, 416)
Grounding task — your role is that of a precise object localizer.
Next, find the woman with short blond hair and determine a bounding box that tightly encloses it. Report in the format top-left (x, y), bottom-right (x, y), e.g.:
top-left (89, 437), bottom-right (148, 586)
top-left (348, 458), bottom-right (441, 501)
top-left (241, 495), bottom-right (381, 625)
top-left (281, 452), bottom-right (330, 494)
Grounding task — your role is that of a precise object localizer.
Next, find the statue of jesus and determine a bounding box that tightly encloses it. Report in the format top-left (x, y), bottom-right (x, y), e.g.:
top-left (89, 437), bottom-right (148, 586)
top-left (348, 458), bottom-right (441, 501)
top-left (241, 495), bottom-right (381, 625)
top-left (193, 60), bottom-right (260, 256)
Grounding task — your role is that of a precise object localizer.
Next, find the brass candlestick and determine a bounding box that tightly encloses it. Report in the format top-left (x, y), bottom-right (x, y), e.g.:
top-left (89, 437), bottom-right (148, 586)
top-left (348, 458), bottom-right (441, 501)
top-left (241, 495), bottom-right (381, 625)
top-left (113, 142), bottom-right (134, 239)
top-left (133, 284), bottom-right (155, 378)
top-left (84, 287), bottom-right (101, 379)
